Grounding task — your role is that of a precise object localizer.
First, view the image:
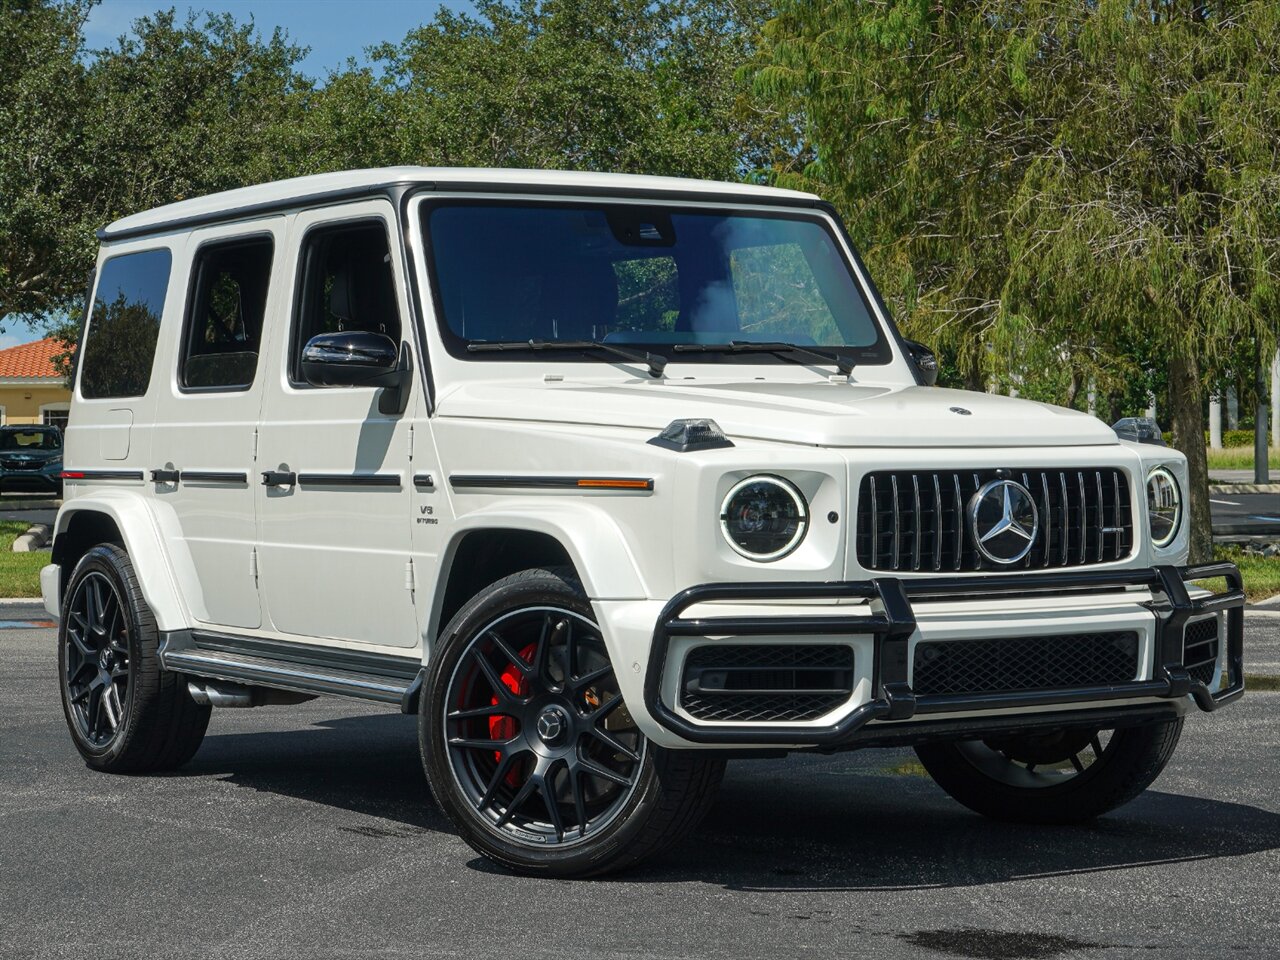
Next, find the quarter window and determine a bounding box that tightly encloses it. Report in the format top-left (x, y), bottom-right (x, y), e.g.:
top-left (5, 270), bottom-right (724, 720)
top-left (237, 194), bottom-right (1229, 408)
top-left (79, 248), bottom-right (172, 399)
top-left (291, 222), bottom-right (399, 383)
top-left (181, 237), bottom-right (274, 390)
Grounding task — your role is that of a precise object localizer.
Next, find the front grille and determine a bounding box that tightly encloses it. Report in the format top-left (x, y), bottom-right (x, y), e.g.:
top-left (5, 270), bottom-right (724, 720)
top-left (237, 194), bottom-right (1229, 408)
top-left (1183, 618), bottom-right (1219, 685)
top-left (912, 631), bottom-right (1140, 696)
top-left (680, 644), bottom-right (854, 723)
top-left (856, 468), bottom-right (1133, 572)
top-left (1, 459), bottom-right (37, 470)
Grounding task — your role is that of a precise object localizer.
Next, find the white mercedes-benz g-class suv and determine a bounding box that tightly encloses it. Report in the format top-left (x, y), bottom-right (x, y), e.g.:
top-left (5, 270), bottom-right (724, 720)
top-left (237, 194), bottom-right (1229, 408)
top-left (46, 167), bottom-right (1244, 877)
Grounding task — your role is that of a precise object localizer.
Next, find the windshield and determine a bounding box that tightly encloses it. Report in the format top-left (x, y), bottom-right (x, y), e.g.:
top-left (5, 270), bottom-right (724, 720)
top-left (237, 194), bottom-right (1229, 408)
top-left (0, 429), bottom-right (60, 451)
top-left (424, 201), bottom-right (891, 364)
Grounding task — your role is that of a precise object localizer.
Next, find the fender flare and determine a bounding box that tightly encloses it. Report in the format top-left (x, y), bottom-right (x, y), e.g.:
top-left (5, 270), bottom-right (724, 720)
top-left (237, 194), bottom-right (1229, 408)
top-left (438, 501), bottom-right (650, 602)
top-left (51, 492), bottom-right (191, 632)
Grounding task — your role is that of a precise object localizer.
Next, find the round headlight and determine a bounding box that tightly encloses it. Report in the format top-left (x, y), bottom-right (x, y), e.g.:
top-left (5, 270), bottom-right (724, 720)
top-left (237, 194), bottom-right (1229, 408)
top-left (720, 476), bottom-right (808, 561)
top-left (1147, 466), bottom-right (1182, 548)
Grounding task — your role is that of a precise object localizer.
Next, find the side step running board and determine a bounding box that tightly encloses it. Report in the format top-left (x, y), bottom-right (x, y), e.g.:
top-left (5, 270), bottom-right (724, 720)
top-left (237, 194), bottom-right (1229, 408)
top-left (159, 631), bottom-right (421, 708)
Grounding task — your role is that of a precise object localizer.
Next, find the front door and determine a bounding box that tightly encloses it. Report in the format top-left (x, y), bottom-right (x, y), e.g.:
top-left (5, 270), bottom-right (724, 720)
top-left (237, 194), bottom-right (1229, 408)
top-left (255, 201), bottom-right (421, 649)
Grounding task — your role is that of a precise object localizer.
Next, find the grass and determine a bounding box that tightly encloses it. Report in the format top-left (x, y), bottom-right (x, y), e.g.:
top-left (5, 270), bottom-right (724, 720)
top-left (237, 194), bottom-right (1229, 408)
top-left (1247, 675), bottom-right (1280, 692)
top-left (1209, 546), bottom-right (1280, 603)
top-left (0, 519), bottom-right (46, 598)
top-left (1206, 446), bottom-right (1280, 471)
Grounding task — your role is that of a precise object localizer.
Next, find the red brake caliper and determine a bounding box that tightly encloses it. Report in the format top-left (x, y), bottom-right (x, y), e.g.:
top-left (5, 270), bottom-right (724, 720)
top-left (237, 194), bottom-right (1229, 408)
top-left (490, 643), bottom-right (536, 784)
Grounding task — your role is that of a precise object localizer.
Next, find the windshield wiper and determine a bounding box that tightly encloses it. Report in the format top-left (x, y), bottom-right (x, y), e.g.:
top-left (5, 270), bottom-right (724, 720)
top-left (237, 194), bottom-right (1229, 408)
top-left (671, 340), bottom-right (857, 376)
top-left (467, 339), bottom-right (667, 378)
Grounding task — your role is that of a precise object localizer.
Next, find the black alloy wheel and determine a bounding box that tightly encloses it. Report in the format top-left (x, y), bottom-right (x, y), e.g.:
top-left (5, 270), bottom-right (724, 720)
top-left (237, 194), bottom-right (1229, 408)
top-left (63, 571), bottom-right (132, 747)
top-left (422, 567), bottom-right (725, 877)
top-left (58, 544), bottom-right (211, 772)
top-left (442, 605), bottom-right (646, 846)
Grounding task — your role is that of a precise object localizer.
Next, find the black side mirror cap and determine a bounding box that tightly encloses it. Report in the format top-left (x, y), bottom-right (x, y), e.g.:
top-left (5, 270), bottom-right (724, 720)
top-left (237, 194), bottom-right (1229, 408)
top-left (902, 339), bottom-right (939, 386)
top-left (301, 331), bottom-right (412, 415)
top-left (1112, 416), bottom-right (1166, 445)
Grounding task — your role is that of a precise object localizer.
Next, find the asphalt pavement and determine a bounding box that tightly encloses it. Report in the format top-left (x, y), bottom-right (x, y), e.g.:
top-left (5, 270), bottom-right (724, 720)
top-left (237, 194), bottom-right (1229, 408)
top-left (1, 605), bottom-right (1278, 959)
top-left (1211, 490), bottom-right (1280, 537)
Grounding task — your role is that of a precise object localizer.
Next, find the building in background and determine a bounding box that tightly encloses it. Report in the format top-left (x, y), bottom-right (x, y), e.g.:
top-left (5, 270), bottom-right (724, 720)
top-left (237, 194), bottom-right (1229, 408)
top-left (0, 338), bottom-right (71, 430)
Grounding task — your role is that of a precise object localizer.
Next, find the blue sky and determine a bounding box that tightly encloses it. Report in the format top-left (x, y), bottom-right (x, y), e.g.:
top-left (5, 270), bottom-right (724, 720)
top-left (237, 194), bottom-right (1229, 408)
top-left (83, 0), bottom-right (473, 77)
top-left (3, 1), bottom-right (474, 349)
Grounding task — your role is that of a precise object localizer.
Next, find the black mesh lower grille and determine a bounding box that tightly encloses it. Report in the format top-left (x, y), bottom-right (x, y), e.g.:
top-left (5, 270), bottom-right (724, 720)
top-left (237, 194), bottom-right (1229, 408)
top-left (1183, 618), bottom-right (1219, 685)
top-left (680, 644), bottom-right (854, 723)
top-left (913, 632), bottom-right (1140, 696)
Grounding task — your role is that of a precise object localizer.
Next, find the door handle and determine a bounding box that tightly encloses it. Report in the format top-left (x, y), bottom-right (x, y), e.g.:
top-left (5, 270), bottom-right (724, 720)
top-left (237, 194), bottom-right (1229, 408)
top-left (150, 468), bottom-right (180, 483)
top-left (261, 470), bottom-right (297, 487)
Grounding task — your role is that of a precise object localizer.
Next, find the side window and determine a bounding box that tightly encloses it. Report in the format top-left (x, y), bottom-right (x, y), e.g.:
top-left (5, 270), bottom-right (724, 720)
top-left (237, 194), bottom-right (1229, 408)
top-left (79, 248), bottom-right (172, 399)
top-left (181, 237), bottom-right (274, 390)
top-left (291, 221), bottom-right (399, 383)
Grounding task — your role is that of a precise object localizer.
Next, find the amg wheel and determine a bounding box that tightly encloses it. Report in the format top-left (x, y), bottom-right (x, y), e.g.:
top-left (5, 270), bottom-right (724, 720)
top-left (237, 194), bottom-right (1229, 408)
top-left (421, 567), bottom-right (723, 877)
top-left (58, 544), bottom-right (210, 772)
top-left (914, 718), bottom-right (1183, 824)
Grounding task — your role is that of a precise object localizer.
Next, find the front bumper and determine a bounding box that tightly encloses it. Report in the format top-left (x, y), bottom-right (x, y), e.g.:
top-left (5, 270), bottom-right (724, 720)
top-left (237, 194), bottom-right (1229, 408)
top-left (0, 469), bottom-right (62, 493)
top-left (641, 564), bottom-right (1244, 747)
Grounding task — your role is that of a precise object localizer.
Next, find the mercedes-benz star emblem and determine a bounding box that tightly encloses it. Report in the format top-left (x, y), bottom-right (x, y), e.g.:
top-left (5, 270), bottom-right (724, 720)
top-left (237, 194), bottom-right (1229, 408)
top-left (968, 479), bottom-right (1039, 564)
top-left (536, 707), bottom-right (566, 744)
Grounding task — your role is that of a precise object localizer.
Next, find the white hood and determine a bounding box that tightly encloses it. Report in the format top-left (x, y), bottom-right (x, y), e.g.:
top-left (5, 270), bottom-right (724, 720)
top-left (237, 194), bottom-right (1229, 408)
top-left (437, 378), bottom-right (1119, 448)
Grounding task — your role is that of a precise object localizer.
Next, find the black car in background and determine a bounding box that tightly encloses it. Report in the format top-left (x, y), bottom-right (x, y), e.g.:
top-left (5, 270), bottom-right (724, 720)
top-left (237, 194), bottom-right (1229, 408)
top-left (0, 426), bottom-right (63, 497)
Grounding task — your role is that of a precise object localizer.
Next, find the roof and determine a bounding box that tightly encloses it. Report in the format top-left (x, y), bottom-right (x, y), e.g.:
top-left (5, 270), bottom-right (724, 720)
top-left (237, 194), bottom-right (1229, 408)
top-left (101, 167), bottom-right (822, 241)
top-left (0, 338), bottom-right (67, 381)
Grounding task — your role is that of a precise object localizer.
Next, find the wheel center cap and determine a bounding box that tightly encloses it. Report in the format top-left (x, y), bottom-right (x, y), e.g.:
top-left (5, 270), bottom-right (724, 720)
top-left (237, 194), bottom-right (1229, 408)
top-left (536, 705), bottom-right (569, 745)
top-left (98, 649), bottom-right (111, 669)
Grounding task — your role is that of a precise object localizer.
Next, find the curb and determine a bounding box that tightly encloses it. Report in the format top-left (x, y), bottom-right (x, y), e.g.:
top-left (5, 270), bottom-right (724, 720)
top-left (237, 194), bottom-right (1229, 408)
top-left (0, 498), bottom-right (61, 511)
top-left (12, 523), bottom-right (50, 552)
top-left (1210, 483), bottom-right (1280, 494)
top-left (0, 597), bottom-right (45, 604)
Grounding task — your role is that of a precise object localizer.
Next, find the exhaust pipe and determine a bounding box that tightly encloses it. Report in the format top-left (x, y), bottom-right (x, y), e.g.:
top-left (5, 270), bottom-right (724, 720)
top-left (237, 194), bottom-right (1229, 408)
top-left (187, 680), bottom-right (316, 708)
top-left (187, 680), bottom-right (254, 708)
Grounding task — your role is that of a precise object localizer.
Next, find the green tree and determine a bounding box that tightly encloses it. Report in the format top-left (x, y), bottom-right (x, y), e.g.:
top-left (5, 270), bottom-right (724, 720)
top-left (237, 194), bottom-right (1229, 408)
top-left (82, 8), bottom-right (313, 218)
top-left (753, 0), bottom-right (1280, 561)
top-left (344, 0), bottom-right (772, 179)
top-left (0, 0), bottom-right (96, 322)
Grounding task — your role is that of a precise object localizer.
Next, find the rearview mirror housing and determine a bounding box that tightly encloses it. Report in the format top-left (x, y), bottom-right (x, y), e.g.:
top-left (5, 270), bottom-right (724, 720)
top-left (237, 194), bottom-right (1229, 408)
top-left (301, 331), bottom-right (412, 415)
top-left (902, 339), bottom-right (939, 386)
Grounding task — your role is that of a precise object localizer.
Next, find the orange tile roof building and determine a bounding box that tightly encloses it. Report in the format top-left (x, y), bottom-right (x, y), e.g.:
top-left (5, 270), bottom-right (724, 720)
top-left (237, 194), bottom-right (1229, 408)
top-left (0, 338), bottom-right (71, 429)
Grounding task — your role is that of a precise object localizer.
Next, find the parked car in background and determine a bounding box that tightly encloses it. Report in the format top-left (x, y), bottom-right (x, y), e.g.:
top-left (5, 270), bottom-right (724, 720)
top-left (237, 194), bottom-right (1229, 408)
top-left (0, 425), bottom-right (63, 497)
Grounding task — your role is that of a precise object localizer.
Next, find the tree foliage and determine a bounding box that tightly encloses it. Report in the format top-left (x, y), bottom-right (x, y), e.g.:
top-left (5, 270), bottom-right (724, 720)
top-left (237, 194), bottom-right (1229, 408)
top-left (1, 0), bottom-right (777, 328)
top-left (0, 0), bottom-right (95, 321)
top-left (752, 0), bottom-right (1280, 559)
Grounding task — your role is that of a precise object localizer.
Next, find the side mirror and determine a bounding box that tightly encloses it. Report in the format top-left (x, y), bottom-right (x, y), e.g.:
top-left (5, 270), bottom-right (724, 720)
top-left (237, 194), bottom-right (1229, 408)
top-left (903, 339), bottom-right (939, 386)
top-left (1112, 416), bottom-right (1166, 446)
top-left (301, 331), bottom-right (412, 415)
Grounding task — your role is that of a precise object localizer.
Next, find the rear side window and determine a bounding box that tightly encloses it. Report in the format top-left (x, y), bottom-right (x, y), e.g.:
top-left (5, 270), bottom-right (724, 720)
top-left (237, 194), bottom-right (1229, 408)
top-left (79, 248), bottom-right (172, 399)
top-left (181, 237), bottom-right (274, 390)
top-left (291, 221), bottom-right (399, 383)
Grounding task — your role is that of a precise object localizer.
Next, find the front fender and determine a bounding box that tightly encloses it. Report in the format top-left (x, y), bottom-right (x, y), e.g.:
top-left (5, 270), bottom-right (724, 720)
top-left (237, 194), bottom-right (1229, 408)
top-left (51, 492), bottom-right (192, 632)
top-left (441, 501), bottom-right (651, 602)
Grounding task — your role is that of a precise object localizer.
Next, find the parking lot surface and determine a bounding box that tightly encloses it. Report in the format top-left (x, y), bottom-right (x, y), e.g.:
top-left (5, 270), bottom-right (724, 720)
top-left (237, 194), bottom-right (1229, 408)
top-left (2, 606), bottom-right (1278, 959)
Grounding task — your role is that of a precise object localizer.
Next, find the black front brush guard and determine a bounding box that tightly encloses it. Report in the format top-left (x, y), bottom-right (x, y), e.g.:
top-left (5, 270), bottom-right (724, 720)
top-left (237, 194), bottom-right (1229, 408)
top-left (643, 564), bottom-right (1245, 746)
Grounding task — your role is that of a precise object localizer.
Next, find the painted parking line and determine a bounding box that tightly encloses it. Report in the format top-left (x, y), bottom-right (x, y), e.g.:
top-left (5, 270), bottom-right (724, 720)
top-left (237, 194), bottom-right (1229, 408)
top-left (1211, 498), bottom-right (1240, 506)
top-left (1248, 516), bottom-right (1280, 523)
top-left (0, 619), bottom-right (54, 629)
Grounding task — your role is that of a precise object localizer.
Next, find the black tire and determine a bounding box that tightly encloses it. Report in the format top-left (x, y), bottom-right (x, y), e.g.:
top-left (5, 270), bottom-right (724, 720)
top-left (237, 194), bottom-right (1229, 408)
top-left (914, 718), bottom-right (1184, 824)
top-left (420, 566), bottom-right (724, 877)
top-left (58, 544), bottom-right (210, 773)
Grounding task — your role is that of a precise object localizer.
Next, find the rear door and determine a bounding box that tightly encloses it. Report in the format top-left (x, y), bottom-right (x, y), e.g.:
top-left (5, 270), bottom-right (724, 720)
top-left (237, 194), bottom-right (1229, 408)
top-left (149, 219), bottom-right (282, 629)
